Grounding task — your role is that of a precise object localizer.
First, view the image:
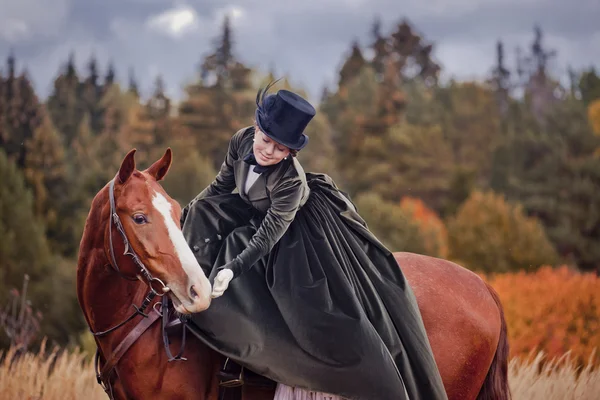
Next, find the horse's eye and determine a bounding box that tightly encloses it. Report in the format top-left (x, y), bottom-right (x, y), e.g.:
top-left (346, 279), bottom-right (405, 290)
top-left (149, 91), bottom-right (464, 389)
top-left (132, 214), bottom-right (148, 225)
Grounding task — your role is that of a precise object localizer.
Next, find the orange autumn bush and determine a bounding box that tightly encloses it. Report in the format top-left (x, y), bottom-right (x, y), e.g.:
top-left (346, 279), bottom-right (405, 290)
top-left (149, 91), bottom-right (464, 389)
top-left (486, 266), bottom-right (600, 366)
top-left (399, 196), bottom-right (448, 258)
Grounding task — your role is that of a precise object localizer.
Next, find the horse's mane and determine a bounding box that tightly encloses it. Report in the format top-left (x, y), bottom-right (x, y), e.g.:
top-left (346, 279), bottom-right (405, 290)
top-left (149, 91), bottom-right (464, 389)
top-left (79, 183), bottom-right (111, 258)
top-left (76, 183), bottom-right (110, 312)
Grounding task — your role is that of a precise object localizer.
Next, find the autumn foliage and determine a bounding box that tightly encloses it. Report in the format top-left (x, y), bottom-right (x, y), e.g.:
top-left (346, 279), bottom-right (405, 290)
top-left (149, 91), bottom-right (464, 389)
top-left (447, 190), bottom-right (558, 273)
top-left (486, 266), bottom-right (600, 366)
top-left (588, 99), bottom-right (600, 136)
top-left (399, 197), bottom-right (448, 258)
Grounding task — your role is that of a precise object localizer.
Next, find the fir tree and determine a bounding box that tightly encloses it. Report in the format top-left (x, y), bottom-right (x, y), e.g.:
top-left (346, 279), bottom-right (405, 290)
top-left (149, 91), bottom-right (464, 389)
top-left (369, 17), bottom-right (389, 81)
top-left (338, 40), bottom-right (366, 87)
top-left (128, 67), bottom-right (140, 98)
top-left (47, 54), bottom-right (82, 146)
top-left (105, 61), bottom-right (116, 88)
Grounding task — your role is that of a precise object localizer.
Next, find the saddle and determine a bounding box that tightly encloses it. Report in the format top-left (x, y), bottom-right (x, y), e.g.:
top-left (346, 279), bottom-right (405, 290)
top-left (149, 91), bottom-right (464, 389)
top-left (167, 318), bottom-right (276, 393)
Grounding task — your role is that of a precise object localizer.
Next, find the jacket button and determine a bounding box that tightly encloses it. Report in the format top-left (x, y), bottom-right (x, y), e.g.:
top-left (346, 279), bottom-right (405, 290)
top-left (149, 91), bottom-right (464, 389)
top-left (217, 234), bottom-right (222, 240)
top-left (192, 245), bottom-right (199, 252)
top-left (204, 238), bottom-right (210, 243)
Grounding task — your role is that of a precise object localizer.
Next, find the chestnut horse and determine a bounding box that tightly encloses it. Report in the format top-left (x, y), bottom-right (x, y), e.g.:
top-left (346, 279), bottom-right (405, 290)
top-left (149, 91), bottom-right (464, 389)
top-left (77, 149), bottom-right (510, 400)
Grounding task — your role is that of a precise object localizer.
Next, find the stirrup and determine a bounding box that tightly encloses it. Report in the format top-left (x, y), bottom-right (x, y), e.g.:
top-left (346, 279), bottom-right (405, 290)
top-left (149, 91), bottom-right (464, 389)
top-left (218, 358), bottom-right (245, 388)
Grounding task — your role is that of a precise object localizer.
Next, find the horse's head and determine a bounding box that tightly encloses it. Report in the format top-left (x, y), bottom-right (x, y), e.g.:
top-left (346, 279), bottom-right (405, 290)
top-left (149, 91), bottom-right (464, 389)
top-left (109, 148), bottom-right (212, 313)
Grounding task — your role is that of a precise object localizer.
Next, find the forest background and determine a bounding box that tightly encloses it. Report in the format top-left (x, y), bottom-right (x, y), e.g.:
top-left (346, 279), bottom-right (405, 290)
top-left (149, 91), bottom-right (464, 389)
top-left (1, 13), bottom-right (600, 396)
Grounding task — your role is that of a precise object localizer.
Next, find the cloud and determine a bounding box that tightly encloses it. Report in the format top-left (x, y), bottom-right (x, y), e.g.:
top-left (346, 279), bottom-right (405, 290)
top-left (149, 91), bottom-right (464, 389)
top-left (0, 0), bottom-right (70, 41)
top-left (0, 19), bottom-right (29, 42)
top-left (146, 5), bottom-right (200, 38)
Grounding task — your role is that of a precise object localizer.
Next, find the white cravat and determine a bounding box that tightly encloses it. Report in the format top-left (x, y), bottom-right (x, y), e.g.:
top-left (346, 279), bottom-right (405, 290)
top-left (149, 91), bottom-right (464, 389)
top-left (244, 165), bottom-right (261, 195)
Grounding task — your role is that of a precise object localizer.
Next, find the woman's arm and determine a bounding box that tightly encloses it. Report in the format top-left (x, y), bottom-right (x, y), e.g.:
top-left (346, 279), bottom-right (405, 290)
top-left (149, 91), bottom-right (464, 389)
top-left (220, 176), bottom-right (304, 279)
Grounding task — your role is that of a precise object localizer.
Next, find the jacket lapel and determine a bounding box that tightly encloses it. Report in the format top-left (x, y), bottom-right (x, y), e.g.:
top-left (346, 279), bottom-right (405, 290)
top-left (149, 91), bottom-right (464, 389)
top-left (234, 159), bottom-right (249, 200)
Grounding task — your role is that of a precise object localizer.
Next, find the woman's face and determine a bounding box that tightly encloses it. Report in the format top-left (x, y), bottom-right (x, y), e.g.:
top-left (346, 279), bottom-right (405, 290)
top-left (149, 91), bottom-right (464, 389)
top-left (253, 128), bottom-right (291, 166)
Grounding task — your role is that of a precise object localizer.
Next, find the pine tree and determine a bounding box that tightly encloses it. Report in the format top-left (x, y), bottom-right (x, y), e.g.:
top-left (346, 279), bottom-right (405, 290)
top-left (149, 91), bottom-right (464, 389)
top-left (439, 82), bottom-right (503, 184)
top-left (179, 16), bottom-right (256, 169)
top-left (0, 56), bottom-right (44, 170)
top-left (201, 15), bottom-right (235, 87)
top-left (369, 17), bottom-right (389, 81)
top-left (70, 113), bottom-right (101, 212)
top-left (389, 19), bottom-right (440, 84)
top-left (490, 40), bottom-right (511, 116)
top-left (338, 40), bottom-right (366, 87)
top-left (23, 113), bottom-right (73, 255)
top-left (105, 61), bottom-right (116, 88)
top-left (80, 54), bottom-right (102, 134)
top-left (147, 75), bottom-right (172, 147)
top-left (0, 148), bottom-right (52, 279)
top-left (92, 84), bottom-right (137, 177)
top-left (47, 53), bottom-right (82, 146)
top-left (523, 26), bottom-right (560, 122)
top-left (0, 148), bottom-right (85, 346)
top-left (0, 71), bottom-right (5, 149)
top-left (491, 98), bottom-right (600, 272)
top-left (579, 67), bottom-right (600, 106)
top-left (0, 148), bottom-right (54, 344)
top-left (128, 67), bottom-right (140, 98)
top-left (379, 122), bottom-right (455, 212)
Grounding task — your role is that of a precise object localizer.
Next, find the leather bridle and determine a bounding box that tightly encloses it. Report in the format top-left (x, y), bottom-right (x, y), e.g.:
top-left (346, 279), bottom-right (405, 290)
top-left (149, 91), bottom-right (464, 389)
top-left (90, 176), bottom-right (187, 399)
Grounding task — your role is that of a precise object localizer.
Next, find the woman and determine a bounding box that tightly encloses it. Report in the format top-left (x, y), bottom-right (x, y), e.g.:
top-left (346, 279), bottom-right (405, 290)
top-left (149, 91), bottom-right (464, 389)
top-left (181, 82), bottom-right (447, 400)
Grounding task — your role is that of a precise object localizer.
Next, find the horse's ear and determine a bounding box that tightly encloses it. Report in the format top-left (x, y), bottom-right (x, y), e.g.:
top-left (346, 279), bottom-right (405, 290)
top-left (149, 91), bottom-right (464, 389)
top-left (145, 148), bottom-right (172, 182)
top-left (118, 149), bottom-right (137, 184)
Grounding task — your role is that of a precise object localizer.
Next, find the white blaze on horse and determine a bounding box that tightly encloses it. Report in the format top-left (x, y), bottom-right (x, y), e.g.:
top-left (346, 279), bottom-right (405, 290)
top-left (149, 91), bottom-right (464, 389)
top-left (150, 189), bottom-right (212, 312)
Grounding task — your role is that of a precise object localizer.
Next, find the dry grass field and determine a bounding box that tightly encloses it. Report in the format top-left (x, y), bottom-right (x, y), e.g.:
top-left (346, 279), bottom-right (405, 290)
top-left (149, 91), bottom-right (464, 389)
top-left (0, 342), bottom-right (597, 399)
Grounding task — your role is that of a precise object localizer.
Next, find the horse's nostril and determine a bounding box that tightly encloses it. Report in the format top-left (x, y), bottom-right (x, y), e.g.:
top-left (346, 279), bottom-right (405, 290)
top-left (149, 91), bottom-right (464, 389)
top-left (190, 285), bottom-right (199, 299)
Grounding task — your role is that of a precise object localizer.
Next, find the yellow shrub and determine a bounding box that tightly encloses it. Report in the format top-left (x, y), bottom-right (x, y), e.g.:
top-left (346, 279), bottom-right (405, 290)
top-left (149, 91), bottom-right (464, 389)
top-left (448, 190), bottom-right (558, 273)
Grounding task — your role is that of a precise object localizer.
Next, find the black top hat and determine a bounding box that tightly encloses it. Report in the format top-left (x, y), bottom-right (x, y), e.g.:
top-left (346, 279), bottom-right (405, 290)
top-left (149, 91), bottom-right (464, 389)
top-left (255, 82), bottom-right (316, 150)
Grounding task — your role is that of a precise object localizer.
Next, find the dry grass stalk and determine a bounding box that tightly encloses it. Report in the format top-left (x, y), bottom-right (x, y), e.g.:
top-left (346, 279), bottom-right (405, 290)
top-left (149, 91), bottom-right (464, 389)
top-left (509, 350), bottom-right (599, 399)
top-left (1, 343), bottom-right (599, 399)
top-left (0, 340), bottom-right (104, 400)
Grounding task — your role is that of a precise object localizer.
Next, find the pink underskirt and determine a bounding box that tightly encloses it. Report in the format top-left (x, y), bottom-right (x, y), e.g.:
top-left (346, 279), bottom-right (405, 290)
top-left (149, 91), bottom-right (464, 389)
top-left (274, 383), bottom-right (346, 400)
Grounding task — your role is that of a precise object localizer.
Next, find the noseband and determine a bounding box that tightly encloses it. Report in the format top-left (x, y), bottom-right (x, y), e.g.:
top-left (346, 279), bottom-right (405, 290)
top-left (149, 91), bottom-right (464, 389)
top-left (90, 176), bottom-right (187, 399)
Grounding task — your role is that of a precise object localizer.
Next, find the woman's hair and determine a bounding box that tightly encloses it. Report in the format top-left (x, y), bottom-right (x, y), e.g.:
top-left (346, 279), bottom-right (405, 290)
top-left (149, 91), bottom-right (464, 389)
top-left (252, 120), bottom-right (299, 158)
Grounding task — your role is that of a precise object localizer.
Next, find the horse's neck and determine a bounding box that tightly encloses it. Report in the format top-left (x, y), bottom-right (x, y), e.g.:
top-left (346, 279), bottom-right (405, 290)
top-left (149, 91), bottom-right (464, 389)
top-left (77, 187), bottom-right (148, 346)
top-left (85, 257), bottom-right (146, 326)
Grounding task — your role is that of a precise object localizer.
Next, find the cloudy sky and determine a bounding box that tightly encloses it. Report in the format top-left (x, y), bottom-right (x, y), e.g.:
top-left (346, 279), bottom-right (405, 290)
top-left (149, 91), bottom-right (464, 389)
top-left (1, 0), bottom-right (598, 103)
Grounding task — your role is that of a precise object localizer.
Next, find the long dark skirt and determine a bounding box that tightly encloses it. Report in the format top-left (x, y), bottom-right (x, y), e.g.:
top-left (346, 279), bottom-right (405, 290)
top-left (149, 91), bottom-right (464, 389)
top-left (182, 173), bottom-right (447, 400)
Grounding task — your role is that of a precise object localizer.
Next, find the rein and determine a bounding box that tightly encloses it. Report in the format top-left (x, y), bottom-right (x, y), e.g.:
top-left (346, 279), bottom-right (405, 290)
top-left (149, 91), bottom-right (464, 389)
top-left (90, 176), bottom-right (187, 399)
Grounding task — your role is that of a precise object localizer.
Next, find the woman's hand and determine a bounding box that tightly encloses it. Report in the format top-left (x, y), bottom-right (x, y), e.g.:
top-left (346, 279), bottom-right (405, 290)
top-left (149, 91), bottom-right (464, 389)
top-left (211, 269), bottom-right (234, 298)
